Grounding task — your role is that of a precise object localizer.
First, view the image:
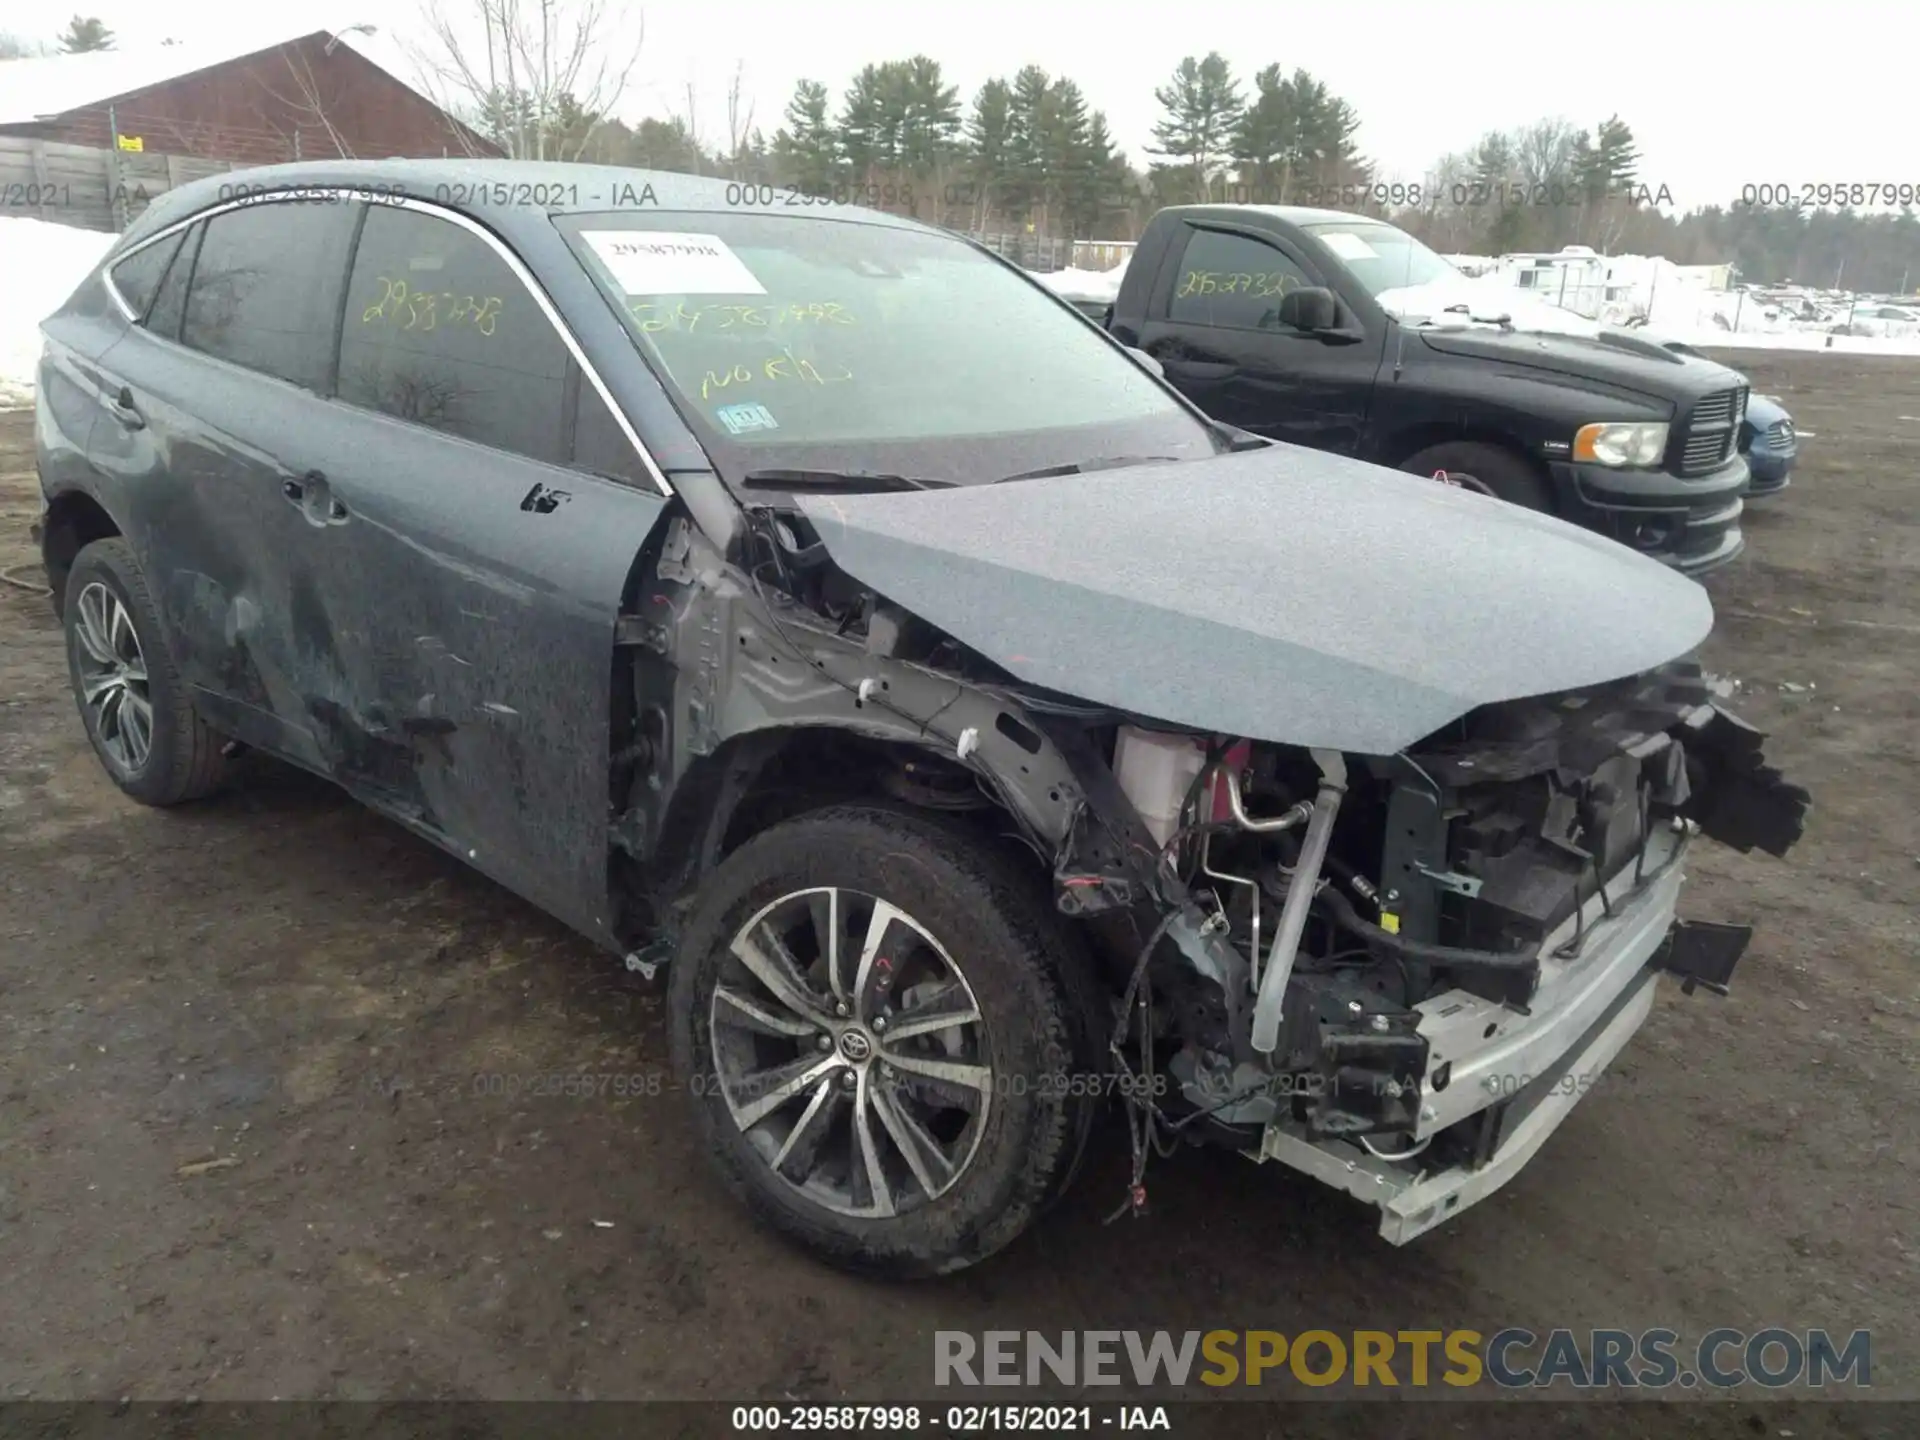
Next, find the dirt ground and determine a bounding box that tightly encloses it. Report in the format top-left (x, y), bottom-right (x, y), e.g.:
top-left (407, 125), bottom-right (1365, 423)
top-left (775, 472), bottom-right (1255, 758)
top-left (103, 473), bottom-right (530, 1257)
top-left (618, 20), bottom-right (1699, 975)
top-left (0, 352), bottom-right (1914, 1428)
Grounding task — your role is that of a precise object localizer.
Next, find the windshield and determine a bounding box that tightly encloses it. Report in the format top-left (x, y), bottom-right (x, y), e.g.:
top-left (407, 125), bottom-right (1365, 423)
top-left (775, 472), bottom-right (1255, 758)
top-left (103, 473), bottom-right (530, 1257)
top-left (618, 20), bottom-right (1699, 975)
top-left (557, 212), bottom-right (1216, 486)
top-left (1302, 221), bottom-right (1459, 297)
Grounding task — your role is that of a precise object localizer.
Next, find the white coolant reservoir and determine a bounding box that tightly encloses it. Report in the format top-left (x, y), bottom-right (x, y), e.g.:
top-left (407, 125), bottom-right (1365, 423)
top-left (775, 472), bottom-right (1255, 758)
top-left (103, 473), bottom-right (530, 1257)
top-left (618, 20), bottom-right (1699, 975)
top-left (1112, 727), bottom-right (1209, 847)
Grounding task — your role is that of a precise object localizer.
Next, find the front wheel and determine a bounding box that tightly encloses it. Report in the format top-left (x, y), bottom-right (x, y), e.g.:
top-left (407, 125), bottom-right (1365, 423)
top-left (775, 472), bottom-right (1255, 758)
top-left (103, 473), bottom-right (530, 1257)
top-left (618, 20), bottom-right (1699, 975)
top-left (1400, 440), bottom-right (1555, 512)
top-left (668, 804), bottom-right (1104, 1277)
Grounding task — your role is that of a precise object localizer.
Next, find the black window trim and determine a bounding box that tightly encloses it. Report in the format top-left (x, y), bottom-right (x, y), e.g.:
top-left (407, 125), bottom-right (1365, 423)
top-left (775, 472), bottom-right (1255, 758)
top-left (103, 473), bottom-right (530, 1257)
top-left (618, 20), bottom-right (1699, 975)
top-left (152, 220), bottom-right (205, 342)
top-left (97, 189), bottom-right (673, 499)
top-left (102, 227), bottom-right (188, 325)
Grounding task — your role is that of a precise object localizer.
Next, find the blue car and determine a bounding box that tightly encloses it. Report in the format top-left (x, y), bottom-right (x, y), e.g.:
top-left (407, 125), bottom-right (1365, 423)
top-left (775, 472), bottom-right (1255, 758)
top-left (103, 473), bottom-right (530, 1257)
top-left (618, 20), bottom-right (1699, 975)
top-left (1739, 393), bottom-right (1797, 497)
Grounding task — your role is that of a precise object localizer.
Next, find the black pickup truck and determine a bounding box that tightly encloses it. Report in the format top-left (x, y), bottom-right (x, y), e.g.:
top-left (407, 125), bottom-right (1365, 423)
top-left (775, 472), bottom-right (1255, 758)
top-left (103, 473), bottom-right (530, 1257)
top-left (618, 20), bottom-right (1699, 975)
top-left (1067, 206), bottom-right (1754, 573)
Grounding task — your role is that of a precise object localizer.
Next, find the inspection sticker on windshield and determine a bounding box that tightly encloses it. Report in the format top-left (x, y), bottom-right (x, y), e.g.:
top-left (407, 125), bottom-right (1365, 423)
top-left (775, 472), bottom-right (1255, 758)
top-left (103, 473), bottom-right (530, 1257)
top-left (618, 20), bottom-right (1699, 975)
top-left (715, 402), bottom-right (779, 435)
top-left (582, 231), bottom-right (766, 295)
top-left (1320, 232), bottom-right (1379, 261)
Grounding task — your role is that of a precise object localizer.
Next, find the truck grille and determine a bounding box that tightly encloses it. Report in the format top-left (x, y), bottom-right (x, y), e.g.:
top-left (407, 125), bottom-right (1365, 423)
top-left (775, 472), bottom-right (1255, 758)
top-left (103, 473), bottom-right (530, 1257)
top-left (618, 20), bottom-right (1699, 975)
top-left (1764, 419), bottom-right (1795, 452)
top-left (1675, 386), bottom-right (1748, 475)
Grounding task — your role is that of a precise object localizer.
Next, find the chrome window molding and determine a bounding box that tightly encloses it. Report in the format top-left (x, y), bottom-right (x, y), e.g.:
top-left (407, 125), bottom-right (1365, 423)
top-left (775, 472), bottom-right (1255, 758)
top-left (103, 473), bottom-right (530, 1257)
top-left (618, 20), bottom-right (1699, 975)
top-left (99, 187), bottom-right (676, 499)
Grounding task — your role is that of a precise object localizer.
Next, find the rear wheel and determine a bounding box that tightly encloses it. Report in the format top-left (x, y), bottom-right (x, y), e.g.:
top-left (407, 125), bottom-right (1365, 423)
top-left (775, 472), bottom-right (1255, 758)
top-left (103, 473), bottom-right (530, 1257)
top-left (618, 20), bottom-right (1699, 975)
top-left (1401, 440), bottom-right (1554, 512)
top-left (62, 538), bottom-right (229, 805)
top-left (669, 804), bottom-right (1104, 1277)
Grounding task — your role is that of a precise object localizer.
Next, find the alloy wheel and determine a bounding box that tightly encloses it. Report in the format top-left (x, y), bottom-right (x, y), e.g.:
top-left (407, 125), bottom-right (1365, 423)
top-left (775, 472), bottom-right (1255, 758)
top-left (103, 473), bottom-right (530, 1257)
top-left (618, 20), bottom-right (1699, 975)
top-left (72, 582), bottom-right (154, 774)
top-left (708, 886), bottom-right (993, 1219)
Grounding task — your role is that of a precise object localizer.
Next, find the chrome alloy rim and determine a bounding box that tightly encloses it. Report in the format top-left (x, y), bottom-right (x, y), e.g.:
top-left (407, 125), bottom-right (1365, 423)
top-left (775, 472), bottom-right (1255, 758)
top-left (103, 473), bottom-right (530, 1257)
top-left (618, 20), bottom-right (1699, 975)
top-left (708, 887), bottom-right (992, 1219)
top-left (73, 582), bottom-right (153, 774)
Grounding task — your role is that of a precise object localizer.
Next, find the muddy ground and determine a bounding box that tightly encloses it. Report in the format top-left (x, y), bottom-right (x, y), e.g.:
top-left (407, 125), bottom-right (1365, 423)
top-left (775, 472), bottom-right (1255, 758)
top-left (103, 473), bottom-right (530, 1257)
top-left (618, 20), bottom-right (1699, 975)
top-left (0, 351), bottom-right (1914, 1431)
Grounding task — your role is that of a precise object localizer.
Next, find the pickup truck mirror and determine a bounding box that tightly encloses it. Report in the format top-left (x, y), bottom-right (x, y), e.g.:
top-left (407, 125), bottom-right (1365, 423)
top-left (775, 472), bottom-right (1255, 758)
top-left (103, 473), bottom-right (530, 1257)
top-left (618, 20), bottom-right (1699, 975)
top-left (1277, 286), bottom-right (1342, 333)
top-left (1127, 346), bottom-right (1165, 378)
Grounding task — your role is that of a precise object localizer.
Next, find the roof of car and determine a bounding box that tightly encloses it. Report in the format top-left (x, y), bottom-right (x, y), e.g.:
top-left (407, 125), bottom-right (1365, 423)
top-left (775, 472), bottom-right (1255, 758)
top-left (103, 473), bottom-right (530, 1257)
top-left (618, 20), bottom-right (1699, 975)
top-left (124, 157), bottom-right (940, 249)
top-left (1166, 203), bottom-right (1377, 228)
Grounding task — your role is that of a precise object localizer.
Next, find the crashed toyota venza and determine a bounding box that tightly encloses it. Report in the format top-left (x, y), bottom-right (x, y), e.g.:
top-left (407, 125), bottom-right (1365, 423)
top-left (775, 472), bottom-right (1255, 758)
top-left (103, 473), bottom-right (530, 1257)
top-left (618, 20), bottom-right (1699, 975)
top-left (34, 161), bottom-right (1809, 1278)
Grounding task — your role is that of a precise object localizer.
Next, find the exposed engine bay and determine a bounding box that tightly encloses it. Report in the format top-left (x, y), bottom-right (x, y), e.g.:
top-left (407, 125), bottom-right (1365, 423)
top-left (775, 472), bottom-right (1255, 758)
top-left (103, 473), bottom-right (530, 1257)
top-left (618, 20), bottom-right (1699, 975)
top-left (627, 494), bottom-right (1811, 1241)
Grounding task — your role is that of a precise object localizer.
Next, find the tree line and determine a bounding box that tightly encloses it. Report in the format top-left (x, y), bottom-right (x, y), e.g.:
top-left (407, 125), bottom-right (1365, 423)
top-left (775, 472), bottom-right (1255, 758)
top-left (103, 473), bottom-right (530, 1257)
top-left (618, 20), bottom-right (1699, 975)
top-left (494, 48), bottom-right (1916, 291)
top-left (5, 13), bottom-right (1914, 292)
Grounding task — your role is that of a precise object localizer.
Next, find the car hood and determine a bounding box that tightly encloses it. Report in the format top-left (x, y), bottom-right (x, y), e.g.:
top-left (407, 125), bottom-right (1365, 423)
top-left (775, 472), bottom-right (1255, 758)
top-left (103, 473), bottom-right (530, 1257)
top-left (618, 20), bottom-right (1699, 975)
top-left (796, 446), bottom-right (1714, 755)
top-left (1413, 325), bottom-right (1744, 404)
top-left (1376, 278), bottom-right (1608, 338)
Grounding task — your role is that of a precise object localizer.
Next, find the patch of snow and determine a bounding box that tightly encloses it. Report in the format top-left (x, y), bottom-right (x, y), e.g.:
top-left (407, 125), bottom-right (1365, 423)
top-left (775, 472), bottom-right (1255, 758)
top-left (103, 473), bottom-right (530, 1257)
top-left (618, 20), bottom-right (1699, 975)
top-left (0, 218), bottom-right (118, 408)
top-left (1034, 263), bottom-right (1129, 303)
top-left (1375, 277), bottom-right (1605, 338)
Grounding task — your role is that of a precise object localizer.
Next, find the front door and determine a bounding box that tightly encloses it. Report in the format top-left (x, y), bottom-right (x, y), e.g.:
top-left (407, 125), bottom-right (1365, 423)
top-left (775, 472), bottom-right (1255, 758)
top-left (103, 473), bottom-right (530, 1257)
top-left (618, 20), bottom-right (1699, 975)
top-left (306, 199), bottom-right (671, 940)
top-left (1137, 223), bottom-right (1382, 455)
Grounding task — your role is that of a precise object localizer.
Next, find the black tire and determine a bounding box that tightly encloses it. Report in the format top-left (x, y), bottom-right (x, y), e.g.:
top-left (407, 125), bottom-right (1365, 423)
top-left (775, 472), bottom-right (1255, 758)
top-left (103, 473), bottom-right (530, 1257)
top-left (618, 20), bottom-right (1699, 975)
top-left (61, 537), bottom-right (229, 805)
top-left (1401, 440), bottom-right (1555, 512)
top-left (669, 803), bottom-right (1105, 1278)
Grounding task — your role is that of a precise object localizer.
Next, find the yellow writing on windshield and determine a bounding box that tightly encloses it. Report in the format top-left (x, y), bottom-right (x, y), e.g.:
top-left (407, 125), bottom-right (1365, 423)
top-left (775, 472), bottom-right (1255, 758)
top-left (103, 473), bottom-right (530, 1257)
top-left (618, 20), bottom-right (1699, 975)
top-left (1176, 270), bottom-right (1299, 300)
top-left (631, 300), bottom-right (854, 333)
top-left (360, 277), bottom-right (503, 335)
top-left (700, 349), bottom-right (853, 400)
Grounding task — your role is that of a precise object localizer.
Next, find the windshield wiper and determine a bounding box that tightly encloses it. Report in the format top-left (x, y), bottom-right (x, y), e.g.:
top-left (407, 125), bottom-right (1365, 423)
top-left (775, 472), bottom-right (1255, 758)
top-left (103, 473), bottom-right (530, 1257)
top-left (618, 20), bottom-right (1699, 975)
top-left (995, 455), bottom-right (1180, 484)
top-left (740, 468), bottom-right (955, 493)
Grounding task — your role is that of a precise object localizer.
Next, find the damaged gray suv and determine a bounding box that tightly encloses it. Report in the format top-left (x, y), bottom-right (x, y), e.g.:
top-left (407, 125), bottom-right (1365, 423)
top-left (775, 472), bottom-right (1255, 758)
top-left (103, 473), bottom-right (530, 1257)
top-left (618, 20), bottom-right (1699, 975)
top-left (35, 161), bottom-right (1808, 1277)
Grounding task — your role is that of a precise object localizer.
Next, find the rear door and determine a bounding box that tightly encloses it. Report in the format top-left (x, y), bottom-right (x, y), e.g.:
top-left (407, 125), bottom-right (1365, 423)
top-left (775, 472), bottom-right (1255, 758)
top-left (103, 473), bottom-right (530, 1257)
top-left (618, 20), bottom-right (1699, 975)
top-left (1136, 223), bottom-right (1382, 454)
top-left (308, 200), bottom-right (671, 941)
top-left (85, 196), bottom-right (363, 766)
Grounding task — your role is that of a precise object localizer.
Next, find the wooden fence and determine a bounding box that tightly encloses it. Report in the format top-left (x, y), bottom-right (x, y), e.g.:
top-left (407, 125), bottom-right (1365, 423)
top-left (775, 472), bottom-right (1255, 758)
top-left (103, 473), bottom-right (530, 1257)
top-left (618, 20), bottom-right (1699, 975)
top-left (0, 136), bottom-right (242, 233)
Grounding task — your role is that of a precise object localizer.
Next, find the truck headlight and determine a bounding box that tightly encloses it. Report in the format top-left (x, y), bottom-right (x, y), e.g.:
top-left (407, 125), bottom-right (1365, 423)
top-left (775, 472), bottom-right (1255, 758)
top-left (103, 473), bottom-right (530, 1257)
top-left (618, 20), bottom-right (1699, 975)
top-left (1573, 421), bottom-right (1669, 467)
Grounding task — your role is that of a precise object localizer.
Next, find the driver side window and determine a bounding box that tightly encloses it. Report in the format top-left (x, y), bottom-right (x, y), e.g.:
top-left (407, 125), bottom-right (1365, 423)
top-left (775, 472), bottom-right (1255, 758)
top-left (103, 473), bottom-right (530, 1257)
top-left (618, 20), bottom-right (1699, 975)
top-left (1166, 229), bottom-right (1313, 332)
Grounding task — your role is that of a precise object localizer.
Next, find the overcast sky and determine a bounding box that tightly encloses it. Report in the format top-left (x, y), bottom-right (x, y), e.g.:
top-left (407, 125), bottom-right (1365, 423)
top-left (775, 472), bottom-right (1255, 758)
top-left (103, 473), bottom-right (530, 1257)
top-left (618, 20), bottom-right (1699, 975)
top-left (10, 0), bottom-right (1914, 211)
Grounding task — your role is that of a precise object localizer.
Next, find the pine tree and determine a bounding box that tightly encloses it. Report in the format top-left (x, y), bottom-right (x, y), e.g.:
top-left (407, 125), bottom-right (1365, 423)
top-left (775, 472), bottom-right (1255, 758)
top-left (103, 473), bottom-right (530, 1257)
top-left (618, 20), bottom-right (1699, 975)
top-left (1148, 53), bottom-right (1242, 203)
top-left (894, 55), bottom-right (961, 215)
top-left (1067, 111), bottom-right (1131, 236)
top-left (962, 79), bottom-right (1016, 227)
top-left (773, 80), bottom-right (839, 193)
top-left (895, 56), bottom-right (961, 175)
top-left (962, 78), bottom-right (1017, 228)
top-left (1004, 65), bottom-right (1055, 225)
top-left (1593, 115), bottom-right (1640, 190)
top-left (1232, 67), bottom-right (1370, 203)
top-left (1231, 64), bottom-right (1291, 202)
top-left (838, 64), bottom-right (904, 182)
top-left (58, 16), bottom-right (114, 52)
top-left (1031, 77), bottom-right (1093, 236)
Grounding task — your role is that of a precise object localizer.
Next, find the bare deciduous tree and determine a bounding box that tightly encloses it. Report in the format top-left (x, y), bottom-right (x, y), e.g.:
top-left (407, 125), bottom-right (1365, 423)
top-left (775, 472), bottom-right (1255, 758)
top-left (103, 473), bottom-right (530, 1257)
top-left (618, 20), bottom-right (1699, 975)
top-left (407, 0), bottom-right (645, 161)
top-left (724, 62), bottom-right (755, 179)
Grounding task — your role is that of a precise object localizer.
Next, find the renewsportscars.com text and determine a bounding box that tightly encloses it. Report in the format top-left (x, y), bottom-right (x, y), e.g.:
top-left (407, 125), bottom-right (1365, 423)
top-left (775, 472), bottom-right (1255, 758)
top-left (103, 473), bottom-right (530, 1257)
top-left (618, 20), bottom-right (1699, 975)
top-left (934, 1328), bottom-right (1871, 1390)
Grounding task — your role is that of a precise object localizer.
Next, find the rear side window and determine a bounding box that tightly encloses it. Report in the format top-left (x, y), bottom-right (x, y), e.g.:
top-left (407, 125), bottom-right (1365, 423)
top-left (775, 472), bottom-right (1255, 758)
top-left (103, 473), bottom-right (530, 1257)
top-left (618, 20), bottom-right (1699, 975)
top-left (338, 205), bottom-right (570, 466)
top-left (145, 221), bottom-right (201, 341)
top-left (109, 230), bottom-right (185, 320)
top-left (1166, 228), bottom-right (1313, 332)
top-left (180, 199), bottom-right (358, 391)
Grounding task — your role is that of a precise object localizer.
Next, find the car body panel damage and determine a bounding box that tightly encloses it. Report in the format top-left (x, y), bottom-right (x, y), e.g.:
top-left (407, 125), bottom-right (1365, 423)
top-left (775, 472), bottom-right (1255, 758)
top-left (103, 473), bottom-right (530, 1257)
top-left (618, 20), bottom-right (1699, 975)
top-left (34, 158), bottom-right (1812, 1275)
top-left (796, 446), bottom-right (1714, 755)
top-left (615, 516), bottom-right (1090, 904)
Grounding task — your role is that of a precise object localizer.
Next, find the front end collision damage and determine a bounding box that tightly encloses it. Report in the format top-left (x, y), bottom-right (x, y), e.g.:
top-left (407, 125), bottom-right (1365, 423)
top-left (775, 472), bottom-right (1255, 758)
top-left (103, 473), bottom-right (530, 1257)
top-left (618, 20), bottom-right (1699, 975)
top-left (608, 473), bottom-right (1810, 1243)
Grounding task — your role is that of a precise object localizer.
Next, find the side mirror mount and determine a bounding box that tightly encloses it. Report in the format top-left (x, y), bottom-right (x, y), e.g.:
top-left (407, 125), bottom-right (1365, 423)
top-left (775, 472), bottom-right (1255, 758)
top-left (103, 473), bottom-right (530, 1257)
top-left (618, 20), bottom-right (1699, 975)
top-left (1277, 286), bottom-right (1341, 333)
top-left (1128, 346), bottom-right (1165, 378)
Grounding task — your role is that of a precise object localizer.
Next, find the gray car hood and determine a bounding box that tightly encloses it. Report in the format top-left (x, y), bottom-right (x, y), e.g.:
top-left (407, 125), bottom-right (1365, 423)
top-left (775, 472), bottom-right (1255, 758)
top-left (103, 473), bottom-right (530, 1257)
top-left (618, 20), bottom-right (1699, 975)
top-left (796, 445), bottom-right (1713, 755)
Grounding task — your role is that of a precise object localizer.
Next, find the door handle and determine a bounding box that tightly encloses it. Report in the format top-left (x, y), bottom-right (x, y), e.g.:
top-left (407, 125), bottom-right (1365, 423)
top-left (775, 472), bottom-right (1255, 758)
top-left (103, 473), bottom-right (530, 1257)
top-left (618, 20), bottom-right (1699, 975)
top-left (107, 386), bottom-right (145, 430)
top-left (282, 470), bottom-right (348, 524)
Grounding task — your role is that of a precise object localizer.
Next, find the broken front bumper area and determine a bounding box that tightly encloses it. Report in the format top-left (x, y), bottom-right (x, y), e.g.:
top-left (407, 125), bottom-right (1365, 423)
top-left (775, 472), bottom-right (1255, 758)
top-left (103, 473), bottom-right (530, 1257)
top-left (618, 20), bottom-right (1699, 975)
top-left (1250, 827), bottom-right (1750, 1244)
